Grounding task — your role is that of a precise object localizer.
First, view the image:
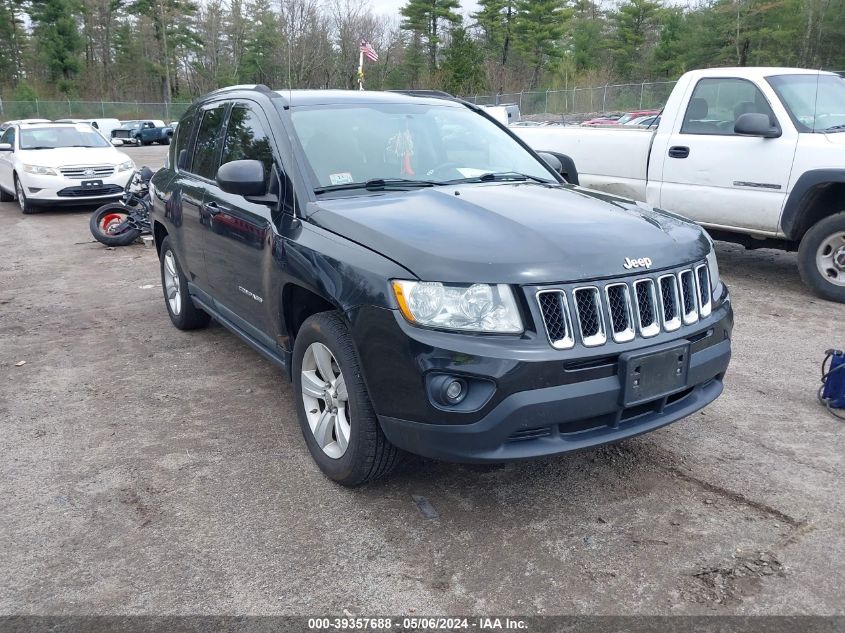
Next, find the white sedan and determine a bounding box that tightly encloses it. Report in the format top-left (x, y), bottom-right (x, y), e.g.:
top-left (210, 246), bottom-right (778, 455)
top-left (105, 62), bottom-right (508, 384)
top-left (0, 123), bottom-right (134, 214)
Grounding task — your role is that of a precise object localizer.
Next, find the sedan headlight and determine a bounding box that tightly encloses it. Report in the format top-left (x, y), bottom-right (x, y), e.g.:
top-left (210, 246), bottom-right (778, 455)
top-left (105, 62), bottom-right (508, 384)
top-left (392, 280), bottom-right (523, 333)
top-left (23, 164), bottom-right (58, 176)
top-left (117, 160), bottom-right (134, 172)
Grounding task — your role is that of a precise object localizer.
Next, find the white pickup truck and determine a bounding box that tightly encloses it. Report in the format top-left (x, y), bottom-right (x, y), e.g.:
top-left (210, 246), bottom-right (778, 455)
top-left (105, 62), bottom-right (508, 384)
top-left (513, 67), bottom-right (845, 303)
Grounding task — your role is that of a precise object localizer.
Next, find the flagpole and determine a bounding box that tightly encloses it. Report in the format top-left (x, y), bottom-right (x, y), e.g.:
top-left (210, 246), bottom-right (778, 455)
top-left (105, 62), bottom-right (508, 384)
top-left (358, 48), bottom-right (364, 91)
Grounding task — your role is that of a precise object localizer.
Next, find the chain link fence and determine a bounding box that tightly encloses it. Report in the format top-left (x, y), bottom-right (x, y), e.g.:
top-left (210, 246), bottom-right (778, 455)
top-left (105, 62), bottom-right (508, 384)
top-left (466, 80), bottom-right (678, 119)
top-left (0, 99), bottom-right (193, 122)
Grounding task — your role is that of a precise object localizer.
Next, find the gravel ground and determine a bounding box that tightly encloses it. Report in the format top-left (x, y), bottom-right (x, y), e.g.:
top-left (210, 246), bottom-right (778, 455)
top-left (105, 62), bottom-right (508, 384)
top-left (0, 145), bottom-right (843, 616)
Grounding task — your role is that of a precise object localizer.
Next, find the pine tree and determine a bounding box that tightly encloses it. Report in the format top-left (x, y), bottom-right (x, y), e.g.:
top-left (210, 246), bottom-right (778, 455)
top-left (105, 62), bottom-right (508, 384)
top-left (29, 0), bottom-right (84, 95)
top-left (514, 0), bottom-right (570, 89)
top-left (442, 26), bottom-right (486, 94)
top-left (399, 0), bottom-right (461, 75)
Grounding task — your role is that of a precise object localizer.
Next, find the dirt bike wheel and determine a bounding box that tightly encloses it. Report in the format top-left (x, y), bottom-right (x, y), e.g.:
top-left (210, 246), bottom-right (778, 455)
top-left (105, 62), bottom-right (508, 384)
top-left (90, 204), bottom-right (142, 247)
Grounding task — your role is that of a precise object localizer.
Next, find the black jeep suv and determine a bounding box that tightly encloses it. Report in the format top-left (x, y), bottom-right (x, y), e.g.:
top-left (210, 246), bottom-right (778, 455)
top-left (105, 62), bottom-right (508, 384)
top-left (149, 85), bottom-right (732, 485)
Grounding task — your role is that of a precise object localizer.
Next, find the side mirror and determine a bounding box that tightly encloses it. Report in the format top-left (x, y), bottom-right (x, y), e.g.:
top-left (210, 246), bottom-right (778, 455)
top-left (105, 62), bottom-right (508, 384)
top-left (0, 143), bottom-right (12, 152)
top-left (111, 139), bottom-right (124, 146)
top-left (536, 150), bottom-right (580, 185)
top-left (537, 151), bottom-right (562, 174)
top-left (216, 159), bottom-right (267, 197)
top-left (734, 112), bottom-right (780, 138)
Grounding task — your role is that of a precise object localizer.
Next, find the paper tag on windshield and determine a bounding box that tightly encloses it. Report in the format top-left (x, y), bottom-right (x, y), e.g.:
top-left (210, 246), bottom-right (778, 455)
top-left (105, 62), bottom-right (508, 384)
top-left (329, 172), bottom-right (354, 185)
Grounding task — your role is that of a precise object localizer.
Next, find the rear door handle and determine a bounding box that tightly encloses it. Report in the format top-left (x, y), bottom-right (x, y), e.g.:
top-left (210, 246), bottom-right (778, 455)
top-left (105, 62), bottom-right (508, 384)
top-left (204, 201), bottom-right (222, 216)
top-left (668, 146), bottom-right (690, 159)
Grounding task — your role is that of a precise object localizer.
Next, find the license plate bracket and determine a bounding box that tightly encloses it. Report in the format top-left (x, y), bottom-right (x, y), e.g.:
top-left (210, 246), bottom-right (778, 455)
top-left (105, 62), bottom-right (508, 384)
top-left (619, 343), bottom-right (690, 407)
top-left (81, 179), bottom-right (103, 188)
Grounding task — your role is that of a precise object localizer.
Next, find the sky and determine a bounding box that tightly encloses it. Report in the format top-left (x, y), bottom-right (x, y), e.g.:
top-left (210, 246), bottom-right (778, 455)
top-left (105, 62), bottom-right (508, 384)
top-left (366, 0), bottom-right (481, 20)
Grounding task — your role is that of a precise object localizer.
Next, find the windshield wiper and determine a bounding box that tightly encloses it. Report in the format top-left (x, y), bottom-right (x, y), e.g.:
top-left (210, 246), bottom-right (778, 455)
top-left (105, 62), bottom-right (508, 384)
top-left (22, 146), bottom-right (56, 150)
top-left (314, 178), bottom-right (440, 194)
top-left (822, 124), bottom-right (845, 133)
top-left (447, 171), bottom-right (554, 184)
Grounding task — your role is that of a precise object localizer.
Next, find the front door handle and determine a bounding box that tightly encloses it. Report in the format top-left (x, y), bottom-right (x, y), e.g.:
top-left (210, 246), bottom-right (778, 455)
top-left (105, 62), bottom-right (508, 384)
top-left (204, 201), bottom-right (222, 216)
top-left (668, 146), bottom-right (690, 159)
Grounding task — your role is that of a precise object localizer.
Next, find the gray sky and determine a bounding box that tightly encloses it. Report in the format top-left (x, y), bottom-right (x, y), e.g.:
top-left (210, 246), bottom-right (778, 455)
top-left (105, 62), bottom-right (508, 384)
top-left (366, 0), bottom-right (480, 20)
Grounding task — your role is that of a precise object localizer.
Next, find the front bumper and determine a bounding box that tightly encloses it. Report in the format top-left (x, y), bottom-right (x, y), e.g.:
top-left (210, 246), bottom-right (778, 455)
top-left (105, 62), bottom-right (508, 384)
top-left (352, 292), bottom-right (732, 463)
top-left (21, 171), bottom-right (132, 205)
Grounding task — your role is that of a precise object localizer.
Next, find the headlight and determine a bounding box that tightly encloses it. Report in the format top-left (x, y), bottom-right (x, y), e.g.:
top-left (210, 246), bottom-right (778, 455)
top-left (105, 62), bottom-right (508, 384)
top-left (706, 243), bottom-right (720, 291)
top-left (392, 280), bottom-right (523, 333)
top-left (23, 164), bottom-right (58, 176)
top-left (117, 160), bottom-right (134, 172)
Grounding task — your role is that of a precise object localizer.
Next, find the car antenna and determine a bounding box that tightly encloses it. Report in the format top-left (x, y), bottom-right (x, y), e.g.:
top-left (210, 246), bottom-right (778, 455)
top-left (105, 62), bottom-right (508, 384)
top-left (812, 68), bottom-right (821, 133)
top-left (287, 20), bottom-right (297, 218)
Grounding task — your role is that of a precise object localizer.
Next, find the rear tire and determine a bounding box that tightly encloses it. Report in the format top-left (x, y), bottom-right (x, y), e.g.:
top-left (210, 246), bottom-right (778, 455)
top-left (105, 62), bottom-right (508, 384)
top-left (798, 212), bottom-right (845, 303)
top-left (0, 185), bottom-right (13, 202)
top-left (14, 175), bottom-right (37, 214)
top-left (292, 311), bottom-right (402, 486)
top-left (158, 236), bottom-right (211, 330)
top-left (89, 203), bottom-right (142, 246)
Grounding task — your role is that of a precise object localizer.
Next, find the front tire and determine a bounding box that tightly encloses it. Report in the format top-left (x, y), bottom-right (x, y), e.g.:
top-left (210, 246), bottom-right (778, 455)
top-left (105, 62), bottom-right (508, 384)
top-left (798, 212), bottom-right (845, 303)
top-left (14, 175), bottom-right (36, 214)
top-left (292, 312), bottom-right (402, 486)
top-left (158, 236), bottom-right (211, 330)
top-left (90, 203), bottom-right (142, 246)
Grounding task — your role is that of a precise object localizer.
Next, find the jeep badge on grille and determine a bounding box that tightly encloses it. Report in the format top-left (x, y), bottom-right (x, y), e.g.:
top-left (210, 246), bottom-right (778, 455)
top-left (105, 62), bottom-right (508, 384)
top-left (623, 257), bottom-right (652, 270)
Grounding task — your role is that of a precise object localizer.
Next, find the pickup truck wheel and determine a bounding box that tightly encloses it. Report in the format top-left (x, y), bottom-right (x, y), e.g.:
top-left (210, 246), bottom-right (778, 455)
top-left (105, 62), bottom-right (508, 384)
top-left (161, 137), bottom-right (170, 145)
top-left (158, 236), bottom-right (211, 330)
top-left (293, 312), bottom-right (402, 486)
top-left (798, 212), bottom-right (845, 303)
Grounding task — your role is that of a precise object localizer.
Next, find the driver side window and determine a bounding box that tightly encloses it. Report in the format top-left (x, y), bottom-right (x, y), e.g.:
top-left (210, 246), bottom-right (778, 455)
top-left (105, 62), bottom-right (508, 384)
top-left (681, 78), bottom-right (777, 136)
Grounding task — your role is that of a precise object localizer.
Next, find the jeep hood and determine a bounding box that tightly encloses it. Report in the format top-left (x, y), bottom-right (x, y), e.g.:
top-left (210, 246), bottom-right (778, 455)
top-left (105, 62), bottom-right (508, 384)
top-left (309, 182), bottom-right (710, 284)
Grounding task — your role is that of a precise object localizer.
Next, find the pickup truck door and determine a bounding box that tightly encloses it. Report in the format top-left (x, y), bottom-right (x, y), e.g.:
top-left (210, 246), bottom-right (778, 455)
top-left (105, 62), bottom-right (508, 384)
top-left (655, 76), bottom-right (798, 235)
top-left (203, 103), bottom-right (276, 345)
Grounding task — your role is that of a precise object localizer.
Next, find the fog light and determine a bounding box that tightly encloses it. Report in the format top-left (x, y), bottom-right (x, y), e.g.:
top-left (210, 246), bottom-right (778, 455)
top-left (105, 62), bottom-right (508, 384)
top-left (445, 379), bottom-right (465, 403)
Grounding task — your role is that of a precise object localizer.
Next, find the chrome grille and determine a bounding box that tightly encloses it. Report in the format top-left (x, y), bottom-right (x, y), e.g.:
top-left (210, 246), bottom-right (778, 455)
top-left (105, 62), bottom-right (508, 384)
top-left (60, 165), bottom-right (115, 179)
top-left (634, 279), bottom-right (660, 337)
top-left (573, 287), bottom-right (606, 347)
top-left (678, 270), bottom-right (698, 325)
top-left (536, 262), bottom-right (714, 349)
top-left (537, 290), bottom-right (574, 349)
top-left (695, 264), bottom-right (712, 317)
top-left (605, 283), bottom-right (635, 343)
top-left (658, 274), bottom-right (681, 332)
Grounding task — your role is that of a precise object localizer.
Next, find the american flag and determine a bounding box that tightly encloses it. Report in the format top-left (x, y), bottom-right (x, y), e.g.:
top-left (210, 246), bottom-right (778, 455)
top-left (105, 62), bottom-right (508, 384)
top-left (360, 40), bottom-right (378, 62)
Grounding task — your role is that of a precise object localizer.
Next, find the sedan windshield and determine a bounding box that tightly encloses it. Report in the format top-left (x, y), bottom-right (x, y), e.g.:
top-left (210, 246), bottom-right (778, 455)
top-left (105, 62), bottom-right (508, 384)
top-left (767, 74), bottom-right (845, 132)
top-left (289, 103), bottom-right (554, 191)
top-left (20, 126), bottom-right (110, 149)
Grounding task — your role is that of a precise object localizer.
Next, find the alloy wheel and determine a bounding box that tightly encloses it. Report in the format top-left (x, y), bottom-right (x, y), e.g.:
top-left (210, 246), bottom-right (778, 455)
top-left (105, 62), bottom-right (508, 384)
top-left (163, 250), bottom-right (182, 315)
top-left (15, 179), bottom-right (25, 212)
top-left (301, 342), bottom-right (350, 459)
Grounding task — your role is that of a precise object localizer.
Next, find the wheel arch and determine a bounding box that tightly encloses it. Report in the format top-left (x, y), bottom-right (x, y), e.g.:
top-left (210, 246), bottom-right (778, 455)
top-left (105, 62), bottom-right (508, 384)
top-left (280, 283), bottom-right (339, 351)
top-left (152, 220), bottom-right (168, 256)
top-left (781, 170), bottom-right (845, 240)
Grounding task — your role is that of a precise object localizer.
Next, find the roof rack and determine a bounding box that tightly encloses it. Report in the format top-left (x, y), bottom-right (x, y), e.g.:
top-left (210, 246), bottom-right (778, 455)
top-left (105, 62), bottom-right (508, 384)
top-left (203, 84), bottom-right (275, 97)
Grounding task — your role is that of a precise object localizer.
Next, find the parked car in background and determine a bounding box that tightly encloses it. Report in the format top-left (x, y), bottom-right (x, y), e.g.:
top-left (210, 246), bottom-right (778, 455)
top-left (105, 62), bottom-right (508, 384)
top-left (581, 116), bottom-right (620, 126)
top-left (149, 86), bottom-right (731, 485)
top-left (111, 120), bottom-right (174, 146)
top-left (0, 122), bottom-right (134, 213)
top-left (54, 118), bottom-right (122, 138)
top-left (628, 115), bottom-right (661, 128)
top-left (514, 67), bottom-right (845, 302)
top-left (583, 109), bottom-right (661, 127)
top-left (481, 104), bottom-right (520, 125)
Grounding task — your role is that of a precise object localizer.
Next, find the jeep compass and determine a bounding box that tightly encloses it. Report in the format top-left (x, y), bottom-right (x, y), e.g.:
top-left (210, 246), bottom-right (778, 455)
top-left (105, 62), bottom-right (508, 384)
top-left (149, 86), bottom-right (733, 485)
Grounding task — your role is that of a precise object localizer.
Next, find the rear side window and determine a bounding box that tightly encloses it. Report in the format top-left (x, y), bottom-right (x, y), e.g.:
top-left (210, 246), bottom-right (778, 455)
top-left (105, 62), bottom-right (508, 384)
top-left (190, 105), bottom-right (227, 179)
top-left (681, 78), bottom-right (776, 135)
top-left (221, 105), bottom-right (275, 181)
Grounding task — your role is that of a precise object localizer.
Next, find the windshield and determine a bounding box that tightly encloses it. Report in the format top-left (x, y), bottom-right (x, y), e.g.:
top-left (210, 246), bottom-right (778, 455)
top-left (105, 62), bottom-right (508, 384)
top-left (767, 74), bottom-right (845, 132)
top-left (20, 126), bottom-right (110, 149)
top-left (289, 103), bottom-right (554, 191)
